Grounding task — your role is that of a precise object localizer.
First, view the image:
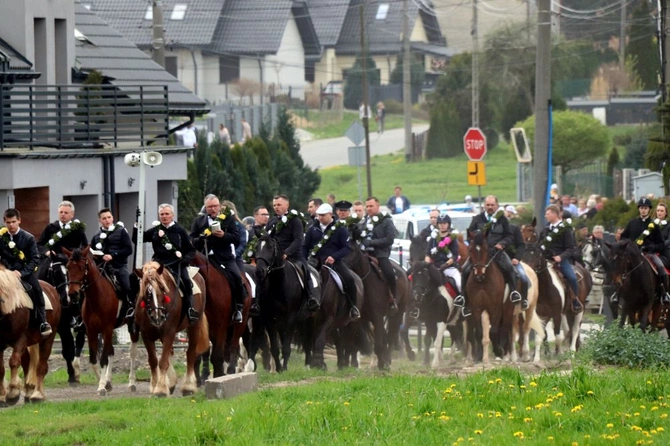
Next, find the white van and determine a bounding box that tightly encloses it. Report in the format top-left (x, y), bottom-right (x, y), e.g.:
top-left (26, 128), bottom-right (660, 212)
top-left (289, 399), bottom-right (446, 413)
top-left (390, 208), bottom-right (475, 269)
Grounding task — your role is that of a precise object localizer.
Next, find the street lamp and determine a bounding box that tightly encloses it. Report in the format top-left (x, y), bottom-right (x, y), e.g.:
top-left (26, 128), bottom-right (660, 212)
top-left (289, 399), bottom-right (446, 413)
top-left (124, 151), bottom-right (163, 267)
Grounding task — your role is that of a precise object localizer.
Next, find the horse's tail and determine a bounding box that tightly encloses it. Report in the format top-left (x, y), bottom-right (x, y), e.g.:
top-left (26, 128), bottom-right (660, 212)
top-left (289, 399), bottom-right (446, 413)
top-left (195, 314), bottom-right (210, 355)
top-left (356, 321), bottom-right (374, 356)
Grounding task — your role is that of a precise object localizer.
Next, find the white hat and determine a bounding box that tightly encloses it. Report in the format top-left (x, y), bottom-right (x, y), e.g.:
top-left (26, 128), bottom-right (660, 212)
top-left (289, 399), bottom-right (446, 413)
top-left (316, 203), bottom-right (333, 214)
top-left (551, 183), bottom-right (558, 190)
top-left (504, 205), bottom-right (517, 214)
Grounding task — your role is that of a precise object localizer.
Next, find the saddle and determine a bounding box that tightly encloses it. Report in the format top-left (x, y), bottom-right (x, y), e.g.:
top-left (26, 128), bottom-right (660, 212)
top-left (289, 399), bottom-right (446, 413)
top-left (99, 264), bottom-right (124, 300)
top-left (287, 260), bottom-right (318, 290)
top-left (643, 254), bottom-right (670, 276)
top-left (320, 266), bottom-right (345, 294)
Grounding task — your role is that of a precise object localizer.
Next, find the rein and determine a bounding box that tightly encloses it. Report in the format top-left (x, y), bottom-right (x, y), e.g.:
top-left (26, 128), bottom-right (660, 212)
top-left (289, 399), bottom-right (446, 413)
top-left (471, 246), bottom-right (501, 271)
top-left (255, 238), bottom-right (285, 274)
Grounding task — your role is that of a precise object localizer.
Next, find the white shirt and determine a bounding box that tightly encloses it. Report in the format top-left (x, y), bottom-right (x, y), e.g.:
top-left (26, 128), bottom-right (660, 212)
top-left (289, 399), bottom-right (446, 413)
top-left (180, 127), bottom-right (197, 148)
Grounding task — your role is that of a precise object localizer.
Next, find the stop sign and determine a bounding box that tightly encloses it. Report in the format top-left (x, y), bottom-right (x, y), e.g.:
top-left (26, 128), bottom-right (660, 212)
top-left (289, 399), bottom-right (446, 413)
top-left (463, 127), bottom-right (487, 161)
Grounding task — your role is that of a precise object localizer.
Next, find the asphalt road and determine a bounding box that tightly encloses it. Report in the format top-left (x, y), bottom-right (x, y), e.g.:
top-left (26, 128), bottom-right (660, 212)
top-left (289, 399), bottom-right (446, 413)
top-left (299, 124), bottom-right (430, 170)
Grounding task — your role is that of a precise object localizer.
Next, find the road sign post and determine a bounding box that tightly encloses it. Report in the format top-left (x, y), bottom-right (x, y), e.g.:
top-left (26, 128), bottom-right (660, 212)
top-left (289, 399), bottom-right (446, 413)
top-left (464, 127), bottom-right (487, 206)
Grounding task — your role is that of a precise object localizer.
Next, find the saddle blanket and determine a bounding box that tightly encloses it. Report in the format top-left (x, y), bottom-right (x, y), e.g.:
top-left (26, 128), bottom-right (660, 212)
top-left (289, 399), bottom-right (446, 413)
top-left (167, 266), bottom-right (203, 297)
top-left (289, 262), bottom-right (319, 290)
top-left (244, 271), bottom-right (256, 298)
top-left (323, 266), bottom-right (345, 294)
top-left (17, 290), bottom-right (53, 311)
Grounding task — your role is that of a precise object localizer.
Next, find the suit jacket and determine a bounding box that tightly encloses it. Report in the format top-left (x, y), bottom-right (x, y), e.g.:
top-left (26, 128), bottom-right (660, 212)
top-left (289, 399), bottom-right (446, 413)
top-left (622, 216), bottom-right (665, 254)
top-left (139, 222), bottom-right (195, 266)
top-left (0, 229), bottom-right (40, 278)
top-left (266, 213), bottom-right (305, 261)
top-left (539, 221), bottom-right (578, 260)
top-left (37, 221), bottom-right (88, 255)
top-left (303, 221), bottom-right (351, 262)
top-left (359, 214), bottom-right (397, 258)
top-left (91, 224), bottom-right (133, 268)
top-left (190, 214), bottom-right (239, 264)
top-left (505, 224), bottom-right (525, 261)
top-left (468, 211), bottom-right (513, 250)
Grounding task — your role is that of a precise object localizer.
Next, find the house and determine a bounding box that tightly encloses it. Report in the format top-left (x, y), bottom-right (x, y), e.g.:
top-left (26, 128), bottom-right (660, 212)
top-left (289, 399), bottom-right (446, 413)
top-left (88, 0), bottom-right (321, 104)
top-left (0, 0), bottom-right (207, 243)
top-left (308, 0), bottom-right (452, 90)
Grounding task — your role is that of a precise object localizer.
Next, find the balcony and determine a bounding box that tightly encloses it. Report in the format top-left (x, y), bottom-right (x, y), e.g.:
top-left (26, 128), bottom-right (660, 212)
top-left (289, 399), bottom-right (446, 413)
top-left (0, 84), bottom-right (169, 150)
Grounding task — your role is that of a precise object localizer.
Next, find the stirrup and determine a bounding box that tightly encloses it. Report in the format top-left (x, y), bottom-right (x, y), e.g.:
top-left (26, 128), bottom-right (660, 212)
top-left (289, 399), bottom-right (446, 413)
top-left (307, 297), bottom-right (320, 311)
top-left (250, 301), bottom-right (260, 316)
top-left (187, 307), bottom-right (200, 323)
top-left (408, 308), bottom-right (420, 319)
top-left (510, 290), bottom-right (521, 303)
top-left (521, 299), bottom-right (529, 311)
top-left (232, 310), bottom-right (243, 324)
top-left (349, 306), bottom-right (361, 321)
top-left (387, 300), bottom-right (398, 315)
top-left (40, 322), bottom-right (53, 337)
top-left (609, 292), bottom-right (618, 304)
top-left (125, 307), bottom-right (135, 319)
top-left (453, 295), bottom-right (465, 307)
top-left (662, 292), bottom-right (670, 305)
top-left (461, 307), bottom-right (472, 318)
top-left (571, 299), bottom-right (583, 314)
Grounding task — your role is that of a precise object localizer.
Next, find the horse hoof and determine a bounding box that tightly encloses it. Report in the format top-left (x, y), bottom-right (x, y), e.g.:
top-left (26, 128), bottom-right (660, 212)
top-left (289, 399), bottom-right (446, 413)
top-left (5, 395), bottom-right (20, 406)
top-left (129, 384), bottom-right (137, 393)
top-left (105, 382), bottom-right (113, 392)
top-left (68, 381), bottom-right (80, 387)
top-left (169, 386), bottom-right (176, 395)
top-left (98, 389), bottom-right (107, 397)
top-left (152, 393), bottom-right (168, 398)
top-left (0, 400), bottom-right (7, 408)
top-left (182, 389), bottom-right (195, 397)
top-left (407, 351), bottom-right (416, 362)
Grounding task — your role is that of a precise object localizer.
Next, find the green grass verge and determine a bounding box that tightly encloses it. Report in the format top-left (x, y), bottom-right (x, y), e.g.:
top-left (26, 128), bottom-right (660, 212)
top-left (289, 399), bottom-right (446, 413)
top-left (316, 140), bottom-right (520, 204)
top-left (294, 110), bottom-right (427, 140)
top-left (3, 366), bottom-right (669, 444)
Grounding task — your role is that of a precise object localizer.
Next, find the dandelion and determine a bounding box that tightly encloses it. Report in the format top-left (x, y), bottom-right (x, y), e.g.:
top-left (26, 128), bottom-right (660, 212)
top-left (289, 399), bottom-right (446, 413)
top-left (555, 412), bottom-right (563, 417)
top-left (640, 405), bottom-right (646, 410)
top-left (511, 406), bottom-right (517, 410)
top-left (634, 412), bottom-right (640, 417)
top-left (495, 412), bottom-right (502, 418)
top-left (509, 384), bottom-right (515, 388)
top-left (524, 417), bottom-right (532, 423)
top-left (661, 414), bottom-right (668, 419)
top-left (571, 442), bottom-right (578, 446)
top-left (488, 380), bottom-right (495, 385)
top-left (556, 392), bottom-right (564, 398)
top-left (651, 406), bottom-right (658, 411)
top-left (520, 385), bottom-right (527, 389)
top-left (587, 390), bottom-right (595, 396)
top-left (584, 435), bottom-right (591, 439)
top-left (33, 410), bottom-right (39, 414)
top-left (530, 381), bottom-right (538, 387)
top-left (477, 413), bottom-right (484, 418)
top-left (513, 431), bottom-right (524, 438)
top-left (191, 399), bottom-right (196, 403)
top-left (607, 423), bottom-right (614, 428)
top-left (474, 430), bottom-right (483, 435)
top-left (408, 403), bottom-right (414, 407)
top-left (526, 406), bottom-right (532, 411)
top-left (647, 381), bottom-right (653, 385)
top-left (631, 426), bottom-right (643, 431)
top-left (548, 436), bottom-right (554, 441)
top-left (226, 417), bottom-right (232, 422)
top-left (657, 427), bottom-right (665, 432)
top-left (344, 402), bottom-right (350, 406)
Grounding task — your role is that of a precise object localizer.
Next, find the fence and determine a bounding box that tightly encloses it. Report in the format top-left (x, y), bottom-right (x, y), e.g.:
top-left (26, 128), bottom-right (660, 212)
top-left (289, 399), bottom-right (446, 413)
top-left (1, 84), bottom-right (169, 150)
top-left (559, 161), bottom-right (613, 198)
top-left (206, 103), bottom-right (280, 144)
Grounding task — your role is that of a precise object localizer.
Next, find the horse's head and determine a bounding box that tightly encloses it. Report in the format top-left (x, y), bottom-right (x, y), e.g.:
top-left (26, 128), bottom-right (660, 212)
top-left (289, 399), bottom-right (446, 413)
top-left (45, 250), bottom-right (71, 306)
top-left (521, 217), bottom-right (538, 244)
top-left (410, 261), bottom-right (442, 302)
top-left (137, 261), bottom-right (172, 327)
top-left (254, 235), bottom-right (280, 281)
top-left (63, 246), bottom-right (91, 304)
top-left (468, 230), bottom-right (490, 282)
top-left (409, 235), bottom-right (427, 268)
top-left (520, 242), bottom-right (543, 271)
top-left (607, 239), bottom-right (640, 287)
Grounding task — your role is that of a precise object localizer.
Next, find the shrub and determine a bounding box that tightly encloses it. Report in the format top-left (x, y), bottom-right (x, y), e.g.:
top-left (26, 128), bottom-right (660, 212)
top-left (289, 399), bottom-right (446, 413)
top-left (579, 324), bottom-right (670, 369)
top-left (384, 99), bottom-right (403, 114)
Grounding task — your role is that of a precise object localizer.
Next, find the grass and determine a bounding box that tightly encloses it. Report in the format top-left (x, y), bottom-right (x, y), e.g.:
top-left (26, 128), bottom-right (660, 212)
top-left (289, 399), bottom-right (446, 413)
top-left (316, 140), bottom-right (520, 205)
top-left (292, 110), bottom-right (427, 140)
top-left (3, 365), bottom-right (670, 444)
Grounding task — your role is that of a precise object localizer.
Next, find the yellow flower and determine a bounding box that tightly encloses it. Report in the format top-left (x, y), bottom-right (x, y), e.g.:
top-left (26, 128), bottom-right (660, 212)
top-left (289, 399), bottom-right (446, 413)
top-left (474, 430), bottom-right (483, 435)
top-left (203, 228), bottom-right (212, 236)
top-left (218, 213), bottom-right (227, 220)
top-left (0, 227), bottom-right (7, 235)
top-left (343, 401), bottom-right (350, 406)
top-left (637, 239), bottom-right (644, 245)
top-left (587, 390), bottom-right (594, 395)
top-left (607, 423), bottom-right (614, 428)
top-left (513, 431), bottom-right (524, 438)
top-left (530, 382), bottom-right (538, 387)
top-left (18, 251), bottom-right (25, 260)
top-left (657, 427), bottom-right (665, 432)
top-left (649, 222), bottom-right (655, 228)
top-left (548, 436), bottom-right (554, 441)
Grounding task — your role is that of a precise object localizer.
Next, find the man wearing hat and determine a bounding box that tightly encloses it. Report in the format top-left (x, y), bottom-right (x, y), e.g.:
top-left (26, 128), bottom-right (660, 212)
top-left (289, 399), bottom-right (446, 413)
top-left (303, 203), bottom-right (361, 320)
top-left (504, 204), bottom-right (529, 310)
top-left (620, 197), bottom-right (670, 304)
top-left (334, 200), bottom-right (353, 221)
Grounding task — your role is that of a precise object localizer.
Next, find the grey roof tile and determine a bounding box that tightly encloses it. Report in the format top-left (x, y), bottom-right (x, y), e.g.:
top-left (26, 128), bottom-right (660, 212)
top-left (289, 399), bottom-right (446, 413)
top-left (305, 0), bottom-right (350, 47)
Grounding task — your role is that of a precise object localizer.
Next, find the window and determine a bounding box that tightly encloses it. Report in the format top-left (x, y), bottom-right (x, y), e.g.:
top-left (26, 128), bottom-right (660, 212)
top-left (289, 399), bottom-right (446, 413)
top-left (219, 56), bottom-right (240, 84)
top-left (376, 3), bottom-right (389, 20)
top-left (165, 56), bottom-right (178, 78)
top-left (171, 4), bottom-right (187, 20)
top-left (144, 5), bottom-right (153, 20)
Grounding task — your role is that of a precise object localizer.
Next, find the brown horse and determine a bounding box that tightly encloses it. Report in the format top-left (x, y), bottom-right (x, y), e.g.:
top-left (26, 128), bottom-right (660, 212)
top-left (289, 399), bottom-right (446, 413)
top-left (135, 261), bottom-right (209, 397)
top-left (465, 230), bottom-right (516, 363)
top-left (63, 246), bottom-right (140, 395)
top-left (0, 266), bottom-right (61, 405)
top-left (191, 251), bottom-right (250, 378)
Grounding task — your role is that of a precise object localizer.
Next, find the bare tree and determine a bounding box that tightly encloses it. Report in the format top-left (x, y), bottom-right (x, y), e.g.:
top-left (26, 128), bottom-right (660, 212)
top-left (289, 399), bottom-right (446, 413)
top-left (230, 78), bottom-right (261, 105)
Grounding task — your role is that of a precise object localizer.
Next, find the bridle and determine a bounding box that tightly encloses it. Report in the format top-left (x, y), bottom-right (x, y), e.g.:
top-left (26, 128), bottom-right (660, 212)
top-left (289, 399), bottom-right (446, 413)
top-left (470, 242), bottom-right (501, 278)
top-left (255, 237), bottom-right (285, 274)
top-left (611, 244), bottom-right (645, 282)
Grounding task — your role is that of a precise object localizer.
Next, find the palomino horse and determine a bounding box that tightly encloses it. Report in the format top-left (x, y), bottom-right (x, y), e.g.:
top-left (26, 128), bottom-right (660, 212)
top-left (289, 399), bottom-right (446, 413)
top-left (37, 255), bottom-right (85, 385)
top-left (465, 231), bottom-right (516, 363)
top-left (0, 266), bottom-right (61, 405)
top-left (250, 235), bottom-right (316, 372)
top-left (191, 251), bottom-right (250, 378)
top-left (521, 221), bottom-right (592, 353)
top-left (311, 265), bottom-right (364, 370)
top-left (136, 261), bottom-right (209, 396)
top-left (63, 247), bottom-right (140, 395)
top-left (606, 239), bottom-right (664, 332)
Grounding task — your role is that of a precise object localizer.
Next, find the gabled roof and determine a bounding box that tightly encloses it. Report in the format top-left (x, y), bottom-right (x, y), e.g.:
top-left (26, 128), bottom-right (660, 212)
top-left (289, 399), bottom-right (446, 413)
top-left (75, 3), bottom-right (207, 114)
top-left (306, 0), bottom-right (350, 47)
top-left (336, 0), bottom-right (446, 55)
top-left (86, 0), bottom-right (224, 47)
top-left (0, 37), bottom-right (33, 71)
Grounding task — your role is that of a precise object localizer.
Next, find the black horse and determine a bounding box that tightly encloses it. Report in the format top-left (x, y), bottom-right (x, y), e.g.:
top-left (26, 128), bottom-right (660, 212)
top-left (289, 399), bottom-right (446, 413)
top-left (37, 255), bottom-right (86, 385)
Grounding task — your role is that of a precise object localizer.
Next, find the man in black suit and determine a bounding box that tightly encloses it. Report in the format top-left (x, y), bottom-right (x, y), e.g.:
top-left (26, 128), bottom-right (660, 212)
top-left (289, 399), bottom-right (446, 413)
top-left (90, 208), bottom-right (134, 320)
top-left (37, 200), bottom-right (88, 256)
top-left (190, 194), bottom-right (244, 324)
top-left (0, 208), bottom-right (52, 337)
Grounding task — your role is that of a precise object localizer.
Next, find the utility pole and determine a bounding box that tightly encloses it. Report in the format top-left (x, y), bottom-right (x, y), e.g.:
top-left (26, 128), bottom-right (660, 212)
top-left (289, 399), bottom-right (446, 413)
top-left (152, 0), bottom-right (165, 67)
top-left (533, 0), bottom-right (552, 225)
top-left (620, 0), bottom-right (626, 69)
top-left (664, 0), bottom-right (669, 103)
top-left (471, 0), bottom-right (479, 128)
top-left (403, 0), bottom-right (412, 161)
top-left (360, 3), bottom-right (372, 197)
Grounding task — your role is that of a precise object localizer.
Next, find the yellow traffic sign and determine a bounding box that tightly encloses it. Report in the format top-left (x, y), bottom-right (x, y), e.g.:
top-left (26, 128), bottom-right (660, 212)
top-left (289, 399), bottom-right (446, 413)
top-left (467, 161), bottom-right (486, 186)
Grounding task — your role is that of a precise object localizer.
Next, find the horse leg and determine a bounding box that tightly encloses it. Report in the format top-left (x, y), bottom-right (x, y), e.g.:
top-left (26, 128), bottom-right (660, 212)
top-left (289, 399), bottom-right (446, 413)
top-left (280, 326), bottom-right (294, 371)
top-left (432, 322), bottom-right (447, 369)
top-left (58, 320), bottom-right (78, 385)
top-left (399, 315), bottom-right (416, 361)
top-left (153, 337), bottom-right (172, 397)
top-left (568, 312), bottom-right (583, 352)
top-left (144, 338), bottom-right (159, 395)
top-left (182, 333), bottom-right (199, 396)
top-left (423, 322), bottom-right (433, 366)
top-left (371, 314), bottom-right (389, 370)
top-left (128, 340), bottom-right (138, 392)
top-left (211, 333), bottom-right (226, 378)
top-left (313, 316), bottom-right (333, 370)
top-left (481, 311), bottom-right (491, 364)
top-left (6, 343), bottom-right (25, 405)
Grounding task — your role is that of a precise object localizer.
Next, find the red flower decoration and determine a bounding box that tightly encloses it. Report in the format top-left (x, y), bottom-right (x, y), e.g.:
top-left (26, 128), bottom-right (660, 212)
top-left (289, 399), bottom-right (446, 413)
top-left (164, 295), bottom-right (171, 304)
top-left (140, 300), bottom-right (146, 308)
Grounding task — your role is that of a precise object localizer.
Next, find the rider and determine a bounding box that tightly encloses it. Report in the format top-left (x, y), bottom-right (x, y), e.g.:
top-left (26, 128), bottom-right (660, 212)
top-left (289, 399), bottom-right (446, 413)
top-left (424, 213), bottom-right (463, 307)
top-left (90, 208), bottom-right (134, 320)
top-left (0, 208), bottom-right (52, 337)
top-left (142, 203), bottom-right (199, 324)
top-left (418, 208), bottom-right (440, 241)
top-left (460, 195), bottom-right (522, 317)
top-left (303, 203), bottom-right (361, 320)
top-left (266, 194), bottom-right (319, 311)
top-left (359, 196), bottom-right (399, 314)
top-left (621, 197), bottom-right (670, 305)
top-left (654, 202), bottom-right (670, 266)
top-left (540, 204), bottom-right (583, 313)
top-left (504, 204), bottom-right (530, 311)
top-left (190, 194), bottom-right (244, 325)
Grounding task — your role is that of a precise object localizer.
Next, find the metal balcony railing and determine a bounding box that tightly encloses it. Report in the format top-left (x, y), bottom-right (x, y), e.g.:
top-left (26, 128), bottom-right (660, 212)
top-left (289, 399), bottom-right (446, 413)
top-left (0, 84), bottom-right (170, 150)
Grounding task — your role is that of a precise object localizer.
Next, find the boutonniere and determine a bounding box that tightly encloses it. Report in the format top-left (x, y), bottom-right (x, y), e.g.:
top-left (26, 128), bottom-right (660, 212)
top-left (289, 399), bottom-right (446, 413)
top-left (270, 209), bottom-right (307, 235)
top-left (216, 207), bottom-right (235, 223)
top-left (47, 220), bottom-right (86, 247)
top-left (540, 220), bottom-right (571, 251)
top-left (654, 218), bottom-right (668, 226)
top-left (0, 228), bottom-right (26, 262)
top-left (636, 222), bottom-right (656, 246)
top-left (94, 222), bottom-right (124, 250)
top-left (483, 210), bottom-right (505, 232)
top-left (152, 221), bottom-right (182, 258)
top-left (360, 212), bottom-right (390, 238)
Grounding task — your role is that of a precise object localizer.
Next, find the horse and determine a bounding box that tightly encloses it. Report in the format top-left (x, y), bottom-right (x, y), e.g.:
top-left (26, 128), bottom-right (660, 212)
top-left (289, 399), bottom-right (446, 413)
top-left (511, 262), bottom-right (544, 363)
top-left (135, 261), bottom-right (209, 397)
top-left (36, 254), bottom-right (86, 385)
top-left (408, 232), bottom-right (469, 271)
top-left (0, 266), bottom-right (61, 405)
top-left (606, 239), bottom-right (664, 332)
top-left (521, 221), bottom-right (592, 353)
top-left (409, 261), bottom-right (469, 367)
top-left (465, 230), bottom-right (516, 363)
top-left (249, 235), bottom-right (316, 372)
top-left (311, 265), bottom-right (364, 370)
top-left (190, 251), bottom-right (250, 380)
top-left (63, 246), bottom-right (140, 395)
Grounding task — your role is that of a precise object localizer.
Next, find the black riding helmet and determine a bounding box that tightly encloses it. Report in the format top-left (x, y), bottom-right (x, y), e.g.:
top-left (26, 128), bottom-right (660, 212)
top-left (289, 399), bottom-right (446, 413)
top-left (437, 214), bottom-right (451, 224)
top-left (638, 197), bottom-right (653, 208)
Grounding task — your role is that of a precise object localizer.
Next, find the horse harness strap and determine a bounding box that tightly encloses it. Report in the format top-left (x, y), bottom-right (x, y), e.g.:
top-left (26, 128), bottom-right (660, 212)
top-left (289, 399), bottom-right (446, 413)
top-left (472, 247), bottom-right (501, 270)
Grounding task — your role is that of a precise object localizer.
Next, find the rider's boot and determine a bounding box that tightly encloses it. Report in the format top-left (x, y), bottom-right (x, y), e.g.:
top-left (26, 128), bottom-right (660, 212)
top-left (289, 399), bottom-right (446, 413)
top-left (184, 290), bottom-right (200, 324)
top-left (520, 279), bottom-right (529, 311)
top-left (250, 297), bottom-right (260, 316)
top-left (37, 305), bottom-right (52, 338)
top-left (232, 285), bottom-right (245, 324)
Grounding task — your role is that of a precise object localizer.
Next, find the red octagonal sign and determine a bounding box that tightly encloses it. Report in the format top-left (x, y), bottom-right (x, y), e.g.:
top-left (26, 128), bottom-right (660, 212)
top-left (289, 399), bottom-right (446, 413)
top-left (463, 127), bottom-right (487, 161)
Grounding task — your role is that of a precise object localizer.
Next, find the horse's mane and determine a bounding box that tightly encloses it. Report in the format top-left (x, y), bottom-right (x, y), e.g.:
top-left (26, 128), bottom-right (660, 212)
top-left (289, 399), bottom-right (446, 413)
top-left (140, 261), bottom-right (171, 297)
top-left (71, 247), bottom-right (88, 262)
top-left (0, 265), bottom-right (33, 314)
top-left (470, 230), bottom-right (487, 247)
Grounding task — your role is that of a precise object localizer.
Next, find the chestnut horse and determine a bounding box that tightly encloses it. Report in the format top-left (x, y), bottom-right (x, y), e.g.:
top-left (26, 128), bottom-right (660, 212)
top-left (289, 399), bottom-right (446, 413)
top-left (63, 246), bottom-right (140, 395)
top-left (136, 261), bottom-right (209, 397)
top-left (465, 230), bottom-right (516, 363)
top-left (0, 266), bottom-right (61, 405)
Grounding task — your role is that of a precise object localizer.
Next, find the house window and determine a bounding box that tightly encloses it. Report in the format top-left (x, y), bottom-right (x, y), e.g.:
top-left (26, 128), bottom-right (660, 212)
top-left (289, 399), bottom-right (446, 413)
top-left (219, 56), bottom-right (240, 84)
top-left (144, 6), bottom-right (153, 20)
top-left (170, 4), bottom-right (187, 20)
top-left (165, 56), bottom-right (178, 78)
top-left (376, 4), bottom-right (389, 20)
